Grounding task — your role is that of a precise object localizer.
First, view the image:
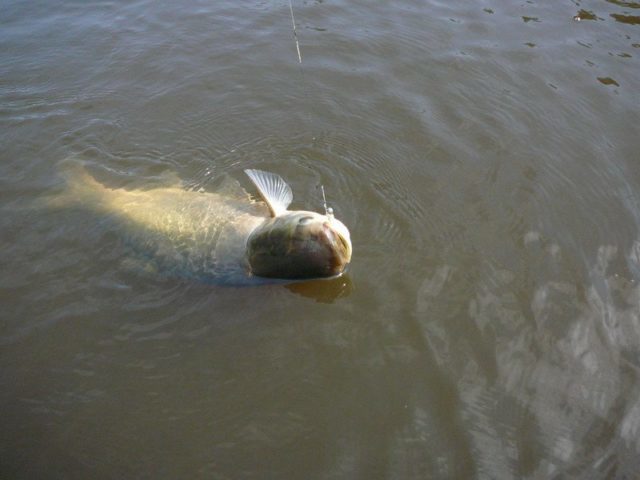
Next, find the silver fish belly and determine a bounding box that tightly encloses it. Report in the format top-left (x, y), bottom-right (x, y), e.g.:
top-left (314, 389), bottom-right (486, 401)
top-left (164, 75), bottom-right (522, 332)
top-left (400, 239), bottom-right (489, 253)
top-left (52, 165), bottom-right (268, 283)
top-left (113, 187), bottom-right (267, 282)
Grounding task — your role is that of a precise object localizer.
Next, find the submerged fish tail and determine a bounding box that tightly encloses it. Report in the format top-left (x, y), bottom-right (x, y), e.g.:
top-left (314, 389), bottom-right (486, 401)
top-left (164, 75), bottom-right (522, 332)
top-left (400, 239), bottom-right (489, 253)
top-left (45, 160), bottom-right (108, 209)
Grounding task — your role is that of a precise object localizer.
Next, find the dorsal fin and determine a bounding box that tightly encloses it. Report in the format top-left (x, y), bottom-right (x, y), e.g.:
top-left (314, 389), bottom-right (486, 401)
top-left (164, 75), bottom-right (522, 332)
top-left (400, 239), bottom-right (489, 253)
top-left (244, 169), bottom-right (293, 217)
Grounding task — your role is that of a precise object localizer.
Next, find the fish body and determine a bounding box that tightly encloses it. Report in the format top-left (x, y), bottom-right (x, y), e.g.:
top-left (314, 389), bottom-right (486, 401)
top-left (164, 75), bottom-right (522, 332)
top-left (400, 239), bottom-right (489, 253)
top-left (51, 164), bottom-right (352, 284)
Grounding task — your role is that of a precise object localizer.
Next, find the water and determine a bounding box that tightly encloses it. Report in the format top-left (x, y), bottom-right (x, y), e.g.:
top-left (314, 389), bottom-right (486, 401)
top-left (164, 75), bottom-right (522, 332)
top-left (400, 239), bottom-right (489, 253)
top-left (1, 0), bottom-right (640, 478)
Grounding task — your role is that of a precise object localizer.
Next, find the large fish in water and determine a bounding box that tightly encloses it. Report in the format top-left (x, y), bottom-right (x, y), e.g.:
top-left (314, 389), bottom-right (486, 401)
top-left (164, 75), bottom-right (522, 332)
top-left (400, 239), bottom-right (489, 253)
top-left (48, 163), bottom-right (352, 284)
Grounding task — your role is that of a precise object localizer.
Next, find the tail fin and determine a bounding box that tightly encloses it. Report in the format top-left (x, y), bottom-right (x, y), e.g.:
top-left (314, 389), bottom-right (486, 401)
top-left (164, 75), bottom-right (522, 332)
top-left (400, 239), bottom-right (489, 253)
top-left (42, 159), bottom-right (107, 209)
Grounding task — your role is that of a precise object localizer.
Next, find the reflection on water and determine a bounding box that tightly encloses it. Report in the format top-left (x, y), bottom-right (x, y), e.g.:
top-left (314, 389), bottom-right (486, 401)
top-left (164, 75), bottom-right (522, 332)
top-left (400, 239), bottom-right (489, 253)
top-left (2, 0), bottom-right (640, 478)
top-left (611, 13), bottom-right (640, 24)
top-left (416, 234), bottom-right (640, 478)
top-left (286, 274), bottom-right (353, 303)
top-left (598, 76), bottom-right (621, 86)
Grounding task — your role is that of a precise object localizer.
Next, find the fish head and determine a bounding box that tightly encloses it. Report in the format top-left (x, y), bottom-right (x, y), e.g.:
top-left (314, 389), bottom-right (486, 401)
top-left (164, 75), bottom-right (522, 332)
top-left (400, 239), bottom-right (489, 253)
top-left (247, 210), bottom-right (352, 279)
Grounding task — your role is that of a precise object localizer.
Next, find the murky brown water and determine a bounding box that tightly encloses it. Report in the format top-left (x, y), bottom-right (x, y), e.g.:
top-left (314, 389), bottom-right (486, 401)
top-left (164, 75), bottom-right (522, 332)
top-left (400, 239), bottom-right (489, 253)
top-left (2, 0), bottom-right (640, 478)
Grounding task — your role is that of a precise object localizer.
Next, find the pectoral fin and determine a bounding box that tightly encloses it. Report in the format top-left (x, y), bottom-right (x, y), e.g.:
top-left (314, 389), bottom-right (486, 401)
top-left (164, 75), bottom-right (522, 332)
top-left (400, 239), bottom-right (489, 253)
top-left (244, 169), bottom-right (293, 217)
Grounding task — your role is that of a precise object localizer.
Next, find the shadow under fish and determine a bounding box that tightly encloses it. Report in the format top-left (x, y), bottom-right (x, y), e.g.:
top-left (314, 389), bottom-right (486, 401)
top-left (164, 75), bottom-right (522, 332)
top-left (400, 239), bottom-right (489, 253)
top-left (45, 161), bottom-right (353, 288)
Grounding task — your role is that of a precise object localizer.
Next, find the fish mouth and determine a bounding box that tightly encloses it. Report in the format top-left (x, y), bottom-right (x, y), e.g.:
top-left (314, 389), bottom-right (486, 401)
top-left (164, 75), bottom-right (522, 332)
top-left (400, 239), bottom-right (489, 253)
top-left (338, 233), bottom-right (352, 263)
top-left (323, 222), bottom-right (352, 271)
top-left (325, 217), bottom-right (352, 261)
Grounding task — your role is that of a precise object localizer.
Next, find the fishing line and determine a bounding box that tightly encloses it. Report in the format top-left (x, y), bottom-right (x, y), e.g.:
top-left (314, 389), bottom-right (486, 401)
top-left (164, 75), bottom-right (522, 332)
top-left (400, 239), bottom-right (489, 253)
top-left (286, 0), bottom-right (316, 135)
top-left (288, 0), bottom-right (302, 64)
top-left (320, 185), bottom-right (334, 218)
top-left (288, 0), bottom-right (331, 213)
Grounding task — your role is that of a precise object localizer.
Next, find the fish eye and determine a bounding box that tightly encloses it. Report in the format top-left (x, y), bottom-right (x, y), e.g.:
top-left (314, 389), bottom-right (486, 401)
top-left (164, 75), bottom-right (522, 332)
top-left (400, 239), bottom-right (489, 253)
top-left (298, 216), bottom-right (314, 225)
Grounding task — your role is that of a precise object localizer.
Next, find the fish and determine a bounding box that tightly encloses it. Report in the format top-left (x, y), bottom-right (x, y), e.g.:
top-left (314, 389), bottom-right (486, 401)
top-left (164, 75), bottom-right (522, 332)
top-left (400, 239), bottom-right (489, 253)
top-left (48, 162), bottom-right (352, 284)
